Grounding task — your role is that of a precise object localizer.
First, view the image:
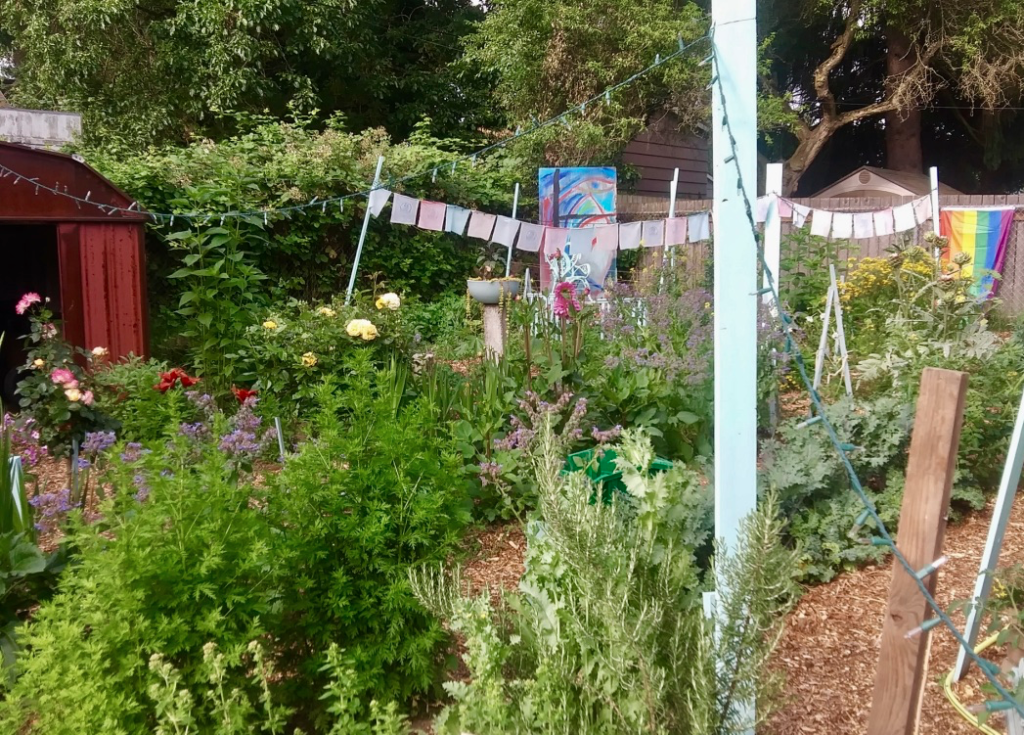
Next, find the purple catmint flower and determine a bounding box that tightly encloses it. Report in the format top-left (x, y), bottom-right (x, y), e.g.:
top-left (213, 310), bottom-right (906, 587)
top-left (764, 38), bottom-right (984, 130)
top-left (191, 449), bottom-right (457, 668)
top-left (133, 473), bottom-right (150, 502)
top-left (591, 425), bottom-right (623, 443)
top-left (120, 442), bottom-right (150, 463)
top-left (82, 430), bottom-right (117, 457)
top-left (186, 391), bottom-right (217, 418)
top-left (178, 422), bottom-right (208, 440)
top-left (478, 461), bottom-right (503, 487)
top-left (29, 488), bottom-right (80, 532)
top-left (77, 458), bottom-right (91, 470)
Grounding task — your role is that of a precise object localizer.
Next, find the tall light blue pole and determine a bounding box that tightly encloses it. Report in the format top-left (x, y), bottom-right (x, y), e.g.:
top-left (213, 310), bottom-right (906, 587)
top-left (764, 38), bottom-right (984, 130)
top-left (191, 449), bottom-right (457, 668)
top-left (711, 0), bottom-right (758, 730)
top-left (345, 155), bottom-right (385, 305)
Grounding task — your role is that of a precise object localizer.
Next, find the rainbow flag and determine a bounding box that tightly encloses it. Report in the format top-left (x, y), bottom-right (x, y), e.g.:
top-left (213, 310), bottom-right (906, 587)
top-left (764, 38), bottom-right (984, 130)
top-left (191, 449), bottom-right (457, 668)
top-left (940, 207), bottom-right (1014, 298)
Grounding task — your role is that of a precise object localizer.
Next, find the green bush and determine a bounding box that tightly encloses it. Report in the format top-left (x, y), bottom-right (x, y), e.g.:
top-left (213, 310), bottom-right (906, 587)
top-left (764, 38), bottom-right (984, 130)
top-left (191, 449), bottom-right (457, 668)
top-left (412, 427), bottom-right (797, 734)
top-left (91, 356), bottom-right (184, 442)
top-left (0, 438), bottom-right (280, 734)
top-left (265, 361), bottom-right (473, 726)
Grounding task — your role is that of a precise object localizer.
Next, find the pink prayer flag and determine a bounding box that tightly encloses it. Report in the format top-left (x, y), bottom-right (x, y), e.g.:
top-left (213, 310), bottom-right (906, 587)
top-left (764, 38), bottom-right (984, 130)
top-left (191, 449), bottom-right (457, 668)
top-left (417, 200), bottom-right (446, 231)
top-left (467, 211), bottom-right (496, 240)
top-left (543, 227), bottom-right (569, 256)
top-left (594, 224), bottom-right (619, 252)
top-left (665, 217), bottom-right (688, 246)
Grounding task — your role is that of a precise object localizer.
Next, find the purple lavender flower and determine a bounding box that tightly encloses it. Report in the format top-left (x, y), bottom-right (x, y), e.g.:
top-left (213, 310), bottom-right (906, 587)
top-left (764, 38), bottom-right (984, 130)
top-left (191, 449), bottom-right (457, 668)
top-left (82, 430), bottom-right (117, 457)
top-left (186, 391), bottom-right (217, 418)
top-left (76, 458), bottom-right (91, 470)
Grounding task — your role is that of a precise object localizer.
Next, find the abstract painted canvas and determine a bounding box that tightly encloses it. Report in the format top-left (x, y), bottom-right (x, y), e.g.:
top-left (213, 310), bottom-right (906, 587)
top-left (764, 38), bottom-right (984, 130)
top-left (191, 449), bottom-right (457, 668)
top-left (538, 167), bottom-right (617, 291)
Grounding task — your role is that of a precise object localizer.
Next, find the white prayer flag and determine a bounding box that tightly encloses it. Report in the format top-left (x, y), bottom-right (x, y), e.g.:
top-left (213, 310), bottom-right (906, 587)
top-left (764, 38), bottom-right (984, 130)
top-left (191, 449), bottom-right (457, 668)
top-left (619, 222), bottom-right (642, 250)
top-left (642, 219), bottom-right (665, 248)
top-left (568, 227), bottom-right (596, 256)
top-left (913, 196), bottom-right (933, 225)
top-left (831, 213), bottom-right (854, 239)
top-left (792, 203), bottom-right (811, 228)
top-left (467, 211), bottom-right (496, 240)
top-left (873, 209), bottom-right (895, 237)
top-left (390, 193), bottom-right (419, 225)
top-left (688, 212), bottom-right (711, 242)
top-left (516, 223), bottom-right (544, 252)
top-left (810, 210), bottom-right (833, 238)
top-left (892, 202), bottom-right (916, 232)
top-left (756, 196), bottom-right (770, 223)
top-left (665, 217), bottom-right (688, 246)
top-left (491, 215), bottom-right (521, 247)
top-left (594, 224), bottom-right (619, 252)
top-left (368, 189), bottom-right (391, 217)
top-left (853, 212), bottom-right (874, 240)
top-left (543, 227), bottom-right (569, 255)
top-left (444, 205), bottom-right (471, 235)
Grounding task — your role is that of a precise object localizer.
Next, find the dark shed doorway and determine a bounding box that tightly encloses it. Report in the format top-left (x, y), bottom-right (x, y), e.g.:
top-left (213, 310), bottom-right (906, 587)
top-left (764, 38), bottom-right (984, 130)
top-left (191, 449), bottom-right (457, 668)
top-left (0, 225), bottom-right (60, 401)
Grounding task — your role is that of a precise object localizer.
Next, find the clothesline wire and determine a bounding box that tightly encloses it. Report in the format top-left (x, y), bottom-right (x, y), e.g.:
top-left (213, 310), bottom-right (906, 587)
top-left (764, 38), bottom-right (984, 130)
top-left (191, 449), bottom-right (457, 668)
top-left (710, 32), bottom-right (1024, 717)
top-left (0, 34), bottom-right (713, 224)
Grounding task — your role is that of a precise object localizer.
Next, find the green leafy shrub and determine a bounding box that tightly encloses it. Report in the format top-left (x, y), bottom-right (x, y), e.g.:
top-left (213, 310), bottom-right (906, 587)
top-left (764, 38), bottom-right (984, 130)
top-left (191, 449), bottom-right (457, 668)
top-left (91, 356), bottom-right (184, 442)
top-left (412, 426), bottom-right (797, 734)
top-left (265, 358), bottom-right (472, 725)
top-left (0, 437), bottom-right (281, 734)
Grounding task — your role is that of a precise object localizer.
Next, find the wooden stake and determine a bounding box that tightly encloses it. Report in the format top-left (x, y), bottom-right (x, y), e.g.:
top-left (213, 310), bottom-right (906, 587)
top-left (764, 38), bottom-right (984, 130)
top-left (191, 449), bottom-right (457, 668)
top-left (868, 367), bottom-right (969, 735)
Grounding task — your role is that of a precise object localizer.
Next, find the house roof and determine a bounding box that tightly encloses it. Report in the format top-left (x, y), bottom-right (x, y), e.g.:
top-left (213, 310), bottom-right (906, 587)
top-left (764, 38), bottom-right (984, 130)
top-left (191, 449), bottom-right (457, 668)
top-left (812, 166), bottom-right (963, 198)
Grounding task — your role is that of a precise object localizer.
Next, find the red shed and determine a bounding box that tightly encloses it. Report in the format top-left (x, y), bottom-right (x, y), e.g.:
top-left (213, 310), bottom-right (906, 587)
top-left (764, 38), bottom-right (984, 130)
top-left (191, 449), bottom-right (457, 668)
top-left (0, 142), bottom-right (148, 396)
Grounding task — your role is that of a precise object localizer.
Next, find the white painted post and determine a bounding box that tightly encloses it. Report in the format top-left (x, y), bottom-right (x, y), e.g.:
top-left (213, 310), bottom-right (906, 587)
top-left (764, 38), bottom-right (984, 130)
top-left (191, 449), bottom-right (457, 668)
top-left (763, 163), bottom-right (784, 306)
top-left (345, 155), bottom-right (385, 305)
top-left (813, 284), bottom-right (835, 393)
top-left (668, 167), bottom-right (680, 269)
top-left (504, 182), bottom-right (520, 276)
top-left (829, 264), bottom-right (853, 397)
top-left (711, 0), bottom-right (758, 729)
top-left (953, 384), bottom-right (1024, 681)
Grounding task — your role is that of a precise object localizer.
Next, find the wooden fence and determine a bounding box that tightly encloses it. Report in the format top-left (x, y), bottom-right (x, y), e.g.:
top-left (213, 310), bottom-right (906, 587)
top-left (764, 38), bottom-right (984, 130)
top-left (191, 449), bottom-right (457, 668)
top-left (617, 193), bottom-right (1024, 314)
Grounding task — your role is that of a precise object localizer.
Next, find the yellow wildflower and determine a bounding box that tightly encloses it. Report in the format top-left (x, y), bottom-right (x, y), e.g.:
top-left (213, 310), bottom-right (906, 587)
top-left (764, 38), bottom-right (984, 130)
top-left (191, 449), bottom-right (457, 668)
top-left (262, 320), bottom-right (278, 330)
top-left (375, 292), bottom-right (401, 311)
top-left (703, 302), bottom-right (711, 310)
top-left (301, 352), bottom-right (318, 367)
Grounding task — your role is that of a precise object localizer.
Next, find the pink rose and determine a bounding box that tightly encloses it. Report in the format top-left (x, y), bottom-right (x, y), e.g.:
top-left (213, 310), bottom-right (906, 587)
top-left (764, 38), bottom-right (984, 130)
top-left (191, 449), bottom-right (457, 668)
top-left (50, 368), bottom-right (75, 385)
top-left (15, 292), bottom-right (41, 315)
top-left (82, 390), bottom-right (94, 406)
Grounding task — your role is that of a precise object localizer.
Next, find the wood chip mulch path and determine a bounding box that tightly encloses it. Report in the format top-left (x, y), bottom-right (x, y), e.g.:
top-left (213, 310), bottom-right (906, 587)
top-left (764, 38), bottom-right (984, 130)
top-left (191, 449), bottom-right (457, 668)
top-left (766, 496), bottom-right (1024, 735)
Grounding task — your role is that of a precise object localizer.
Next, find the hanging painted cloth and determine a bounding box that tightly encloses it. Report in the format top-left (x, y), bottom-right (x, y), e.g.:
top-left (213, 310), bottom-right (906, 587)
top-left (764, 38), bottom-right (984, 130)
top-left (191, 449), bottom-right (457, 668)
top-left (368, 189), bottom-right (391, 217)
top-left (444, 205), bottom-right (471, 235)
top-left (516, 223), bottom-right (545, 252)
top-left (940, 207), bottom-right (1014, 298)
top-left (391, 194), bottom-right (419, 225)
top-left (417, 200), bottom-right (446, 231)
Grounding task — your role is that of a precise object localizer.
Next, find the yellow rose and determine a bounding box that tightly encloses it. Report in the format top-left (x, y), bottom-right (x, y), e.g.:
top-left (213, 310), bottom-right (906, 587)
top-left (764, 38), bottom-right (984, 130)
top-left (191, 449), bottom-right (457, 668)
top-left (263, 320), bottom-right (278, 330)
top-left (345, 319), bottom-right (365, 337)
top-left (32, 358), bottom-right (44, 368)
top-left (375, 292), bottom-right (401, 311)
top-left (64, 387), bottom-right (82, 402)
top-left (359, 322), bottom-right (378, 341)
top-left (301, 352), bottom-right (318, 367)
top-left (317, 306), bottom-right (336, 318)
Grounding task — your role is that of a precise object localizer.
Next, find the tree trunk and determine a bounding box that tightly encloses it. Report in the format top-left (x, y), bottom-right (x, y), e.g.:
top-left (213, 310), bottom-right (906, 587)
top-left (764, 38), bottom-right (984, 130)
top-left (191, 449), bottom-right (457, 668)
top-left (885, 28), bottom-right (924, 172)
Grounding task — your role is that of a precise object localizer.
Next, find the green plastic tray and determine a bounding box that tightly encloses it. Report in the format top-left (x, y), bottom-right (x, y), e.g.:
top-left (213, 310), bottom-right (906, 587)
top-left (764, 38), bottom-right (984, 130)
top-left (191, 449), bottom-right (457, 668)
top-left (563, 448), bottom-right (672, 504)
